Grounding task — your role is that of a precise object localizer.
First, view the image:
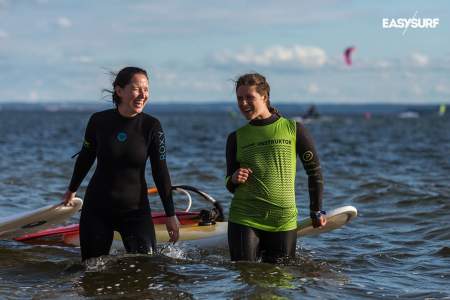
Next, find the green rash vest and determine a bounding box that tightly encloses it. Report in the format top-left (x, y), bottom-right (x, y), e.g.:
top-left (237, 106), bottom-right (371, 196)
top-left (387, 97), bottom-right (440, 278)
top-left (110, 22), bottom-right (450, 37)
top-left (229, 117), bottom-right (298, 232)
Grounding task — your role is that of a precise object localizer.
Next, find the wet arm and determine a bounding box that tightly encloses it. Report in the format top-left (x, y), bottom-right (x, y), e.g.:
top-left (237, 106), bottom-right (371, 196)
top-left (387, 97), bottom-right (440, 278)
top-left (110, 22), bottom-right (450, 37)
top-left (225, 132), bottom-right (239, 193)
top-left (149, 122), bottom-right (175, 217)
top-left (296, 122), bottom-right (323, 211)
top-left (68, 115), bottom-right (97, 192)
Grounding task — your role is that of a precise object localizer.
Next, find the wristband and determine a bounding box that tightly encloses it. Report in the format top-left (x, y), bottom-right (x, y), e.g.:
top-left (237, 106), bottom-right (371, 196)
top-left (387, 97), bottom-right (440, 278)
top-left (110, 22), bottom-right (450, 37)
top-left (310, 210), bottom-right (326, 220)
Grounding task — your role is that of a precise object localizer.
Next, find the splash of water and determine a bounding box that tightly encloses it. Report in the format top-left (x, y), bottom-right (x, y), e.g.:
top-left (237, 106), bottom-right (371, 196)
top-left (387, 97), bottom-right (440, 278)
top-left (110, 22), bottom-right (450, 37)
top-left (158, 243), bottom-right (188, 260)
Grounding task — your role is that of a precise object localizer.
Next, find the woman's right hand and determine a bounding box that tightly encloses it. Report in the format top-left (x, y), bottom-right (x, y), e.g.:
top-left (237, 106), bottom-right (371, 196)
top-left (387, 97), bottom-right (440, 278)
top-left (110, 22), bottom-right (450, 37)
top-left (232, 168), bottom-right (253, 184)
top-left (62, 190), bottom-right (76, 206)
top-left (312, 215), bottom-right (327, 228)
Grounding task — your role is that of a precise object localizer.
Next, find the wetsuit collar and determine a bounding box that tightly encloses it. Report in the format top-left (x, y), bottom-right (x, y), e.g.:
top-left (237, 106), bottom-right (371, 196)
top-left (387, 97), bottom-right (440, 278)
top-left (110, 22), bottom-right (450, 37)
top-left (249, 114), bottom-right (280, 126)
top-left (115, 108), bottom-right (141, 120)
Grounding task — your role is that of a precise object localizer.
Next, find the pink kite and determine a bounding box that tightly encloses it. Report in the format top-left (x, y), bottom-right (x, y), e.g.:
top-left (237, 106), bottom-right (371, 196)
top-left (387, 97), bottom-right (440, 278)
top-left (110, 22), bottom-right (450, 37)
top-left (344, 46), bottom-right (356, 66)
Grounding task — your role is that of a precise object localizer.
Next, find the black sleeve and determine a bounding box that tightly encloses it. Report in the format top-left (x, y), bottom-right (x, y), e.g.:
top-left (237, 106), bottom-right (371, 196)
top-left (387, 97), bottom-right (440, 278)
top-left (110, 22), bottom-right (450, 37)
top-left (68, 115), bottom-right (97, 192)
top-left (148, 121), bottom-right (175, 217)
top-left (296, 122), bottom-right (323, 211)
top-left (225, 132), bottom-right (239, 193)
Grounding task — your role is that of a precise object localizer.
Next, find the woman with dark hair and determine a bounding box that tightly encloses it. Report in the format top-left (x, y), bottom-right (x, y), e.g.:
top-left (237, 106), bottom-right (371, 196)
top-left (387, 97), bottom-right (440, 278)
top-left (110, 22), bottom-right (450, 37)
top-left (226, 73), bottom-right (326, 263)
top-left (63, 66), bottom-right (179, 261)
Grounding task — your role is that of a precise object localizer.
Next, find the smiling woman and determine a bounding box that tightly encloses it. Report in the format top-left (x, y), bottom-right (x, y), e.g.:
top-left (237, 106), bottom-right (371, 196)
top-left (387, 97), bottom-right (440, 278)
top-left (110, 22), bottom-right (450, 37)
top-left (61, 66), bottom-right (180, 261)
top-left (226, 73), bottom-right (326, 263)
top-left (110, 67), bottom-right (150, 117)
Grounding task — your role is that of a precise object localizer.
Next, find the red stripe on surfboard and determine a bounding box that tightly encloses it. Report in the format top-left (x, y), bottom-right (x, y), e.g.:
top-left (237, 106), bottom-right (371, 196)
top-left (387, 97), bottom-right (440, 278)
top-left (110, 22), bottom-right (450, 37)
top-left (14, 224), bottom-right (79, 241)
top-left (14, 211), bottom-right (201, 241)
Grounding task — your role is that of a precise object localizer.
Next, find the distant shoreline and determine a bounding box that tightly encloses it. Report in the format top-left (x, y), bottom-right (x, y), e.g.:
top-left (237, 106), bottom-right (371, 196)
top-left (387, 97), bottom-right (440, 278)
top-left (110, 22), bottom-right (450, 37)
top-left (0, 102), bottom-right (445, 115)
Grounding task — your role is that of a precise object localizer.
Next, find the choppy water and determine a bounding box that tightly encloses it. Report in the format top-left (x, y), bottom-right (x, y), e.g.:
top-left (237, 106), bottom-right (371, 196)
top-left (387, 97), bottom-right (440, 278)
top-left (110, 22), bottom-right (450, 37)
top-left (1, 105), bottom-right (450, 299)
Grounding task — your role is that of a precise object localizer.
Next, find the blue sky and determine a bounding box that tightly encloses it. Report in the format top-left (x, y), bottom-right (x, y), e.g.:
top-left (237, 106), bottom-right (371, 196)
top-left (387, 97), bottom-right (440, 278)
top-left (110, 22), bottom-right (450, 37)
top-left (0, 0), bottom-right (449, 103)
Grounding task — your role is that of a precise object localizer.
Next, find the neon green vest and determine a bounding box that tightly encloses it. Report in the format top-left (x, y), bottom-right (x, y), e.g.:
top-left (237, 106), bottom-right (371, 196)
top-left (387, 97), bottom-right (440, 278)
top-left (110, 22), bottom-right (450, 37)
top-left (229, 117), bottom-right (298, 231)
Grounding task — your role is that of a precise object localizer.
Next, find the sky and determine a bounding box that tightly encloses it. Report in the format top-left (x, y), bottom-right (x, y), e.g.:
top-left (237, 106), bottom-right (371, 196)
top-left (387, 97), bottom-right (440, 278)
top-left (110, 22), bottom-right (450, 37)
top-left (0, 0), bottom-right (449, 104)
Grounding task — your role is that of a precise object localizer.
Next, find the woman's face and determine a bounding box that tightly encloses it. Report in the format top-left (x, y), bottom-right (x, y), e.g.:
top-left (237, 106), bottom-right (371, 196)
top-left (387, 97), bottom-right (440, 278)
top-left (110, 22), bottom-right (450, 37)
top-left (116, 73), bottom-right (149, 116)
top-left (236, 85), bottom-right (270, 120)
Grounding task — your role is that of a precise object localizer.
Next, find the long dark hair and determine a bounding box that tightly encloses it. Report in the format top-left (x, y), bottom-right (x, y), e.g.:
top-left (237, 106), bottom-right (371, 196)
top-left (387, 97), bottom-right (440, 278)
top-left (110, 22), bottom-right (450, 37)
top-left (104, 67), bottom-right (148, 107)
top-left (235, 73), bottom-right (280, 116)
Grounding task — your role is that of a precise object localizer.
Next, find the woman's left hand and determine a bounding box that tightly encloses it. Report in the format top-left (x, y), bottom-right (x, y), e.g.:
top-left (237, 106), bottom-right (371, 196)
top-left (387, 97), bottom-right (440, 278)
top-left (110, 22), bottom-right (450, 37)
top-left (166, 215), bottom-right (180, 243)
top-left (312, 215), bottom-right (327, 228)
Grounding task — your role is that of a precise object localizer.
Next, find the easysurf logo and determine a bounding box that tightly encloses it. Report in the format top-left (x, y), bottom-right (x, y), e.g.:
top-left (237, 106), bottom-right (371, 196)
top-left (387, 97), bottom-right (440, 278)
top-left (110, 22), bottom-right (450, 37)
top-left (382, 11), bottom-right (439, 35)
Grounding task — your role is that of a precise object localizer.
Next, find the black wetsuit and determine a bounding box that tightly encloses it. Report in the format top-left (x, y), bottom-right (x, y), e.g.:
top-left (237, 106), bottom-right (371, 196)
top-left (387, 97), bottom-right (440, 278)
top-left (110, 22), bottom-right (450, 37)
top-left (69, 109), bottom-right (175, 261)
top-left (226, 114), bottom-right (323, 262)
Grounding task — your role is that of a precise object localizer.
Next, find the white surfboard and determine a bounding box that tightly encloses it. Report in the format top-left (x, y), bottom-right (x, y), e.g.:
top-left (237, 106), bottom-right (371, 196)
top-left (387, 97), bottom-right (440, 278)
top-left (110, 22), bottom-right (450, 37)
top-left (117, 205), bottom-right (357, 248)
top-left (0, 198), bottom-right (83, 239)
top-left (13, 205), bottom-right (357, 248)
top-left (169, 205), bottom-right (358, 247)
top-left (297, 205), bottom-right (357, 237)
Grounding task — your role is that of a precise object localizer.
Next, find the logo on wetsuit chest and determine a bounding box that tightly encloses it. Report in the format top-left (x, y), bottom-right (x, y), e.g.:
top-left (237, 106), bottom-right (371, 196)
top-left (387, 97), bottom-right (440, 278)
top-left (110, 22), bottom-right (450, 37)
top-left (116, 132), bottom-right (128, 142)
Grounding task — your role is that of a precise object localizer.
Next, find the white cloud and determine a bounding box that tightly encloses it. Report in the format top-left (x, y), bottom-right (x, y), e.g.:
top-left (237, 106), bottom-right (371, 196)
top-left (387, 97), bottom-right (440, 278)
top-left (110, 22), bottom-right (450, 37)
top-left (292, 47), bottom-right (327, 67)
top-left (131, 1), bottom-right (354, 29)
top-left (307, 83), bottom-right (320, 95)
top-left (190, 80), bottom-right (225, 92)
top-left (56, 17), bottom-right (72, 29)
top-left (375, 60), bottom-right (391, 69)
top-left (410, 53), bottom-right (428, 67)
top-left (155, 70), bottom-right (226, 92)
top-left (212, 45), bottom-right (327, 69)
top-left (153, 70), bottom-right (178, 84)
top-left (29, 90), bottom-right (39, 102)
top-left (435, 83), bottom-right (450, 95)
